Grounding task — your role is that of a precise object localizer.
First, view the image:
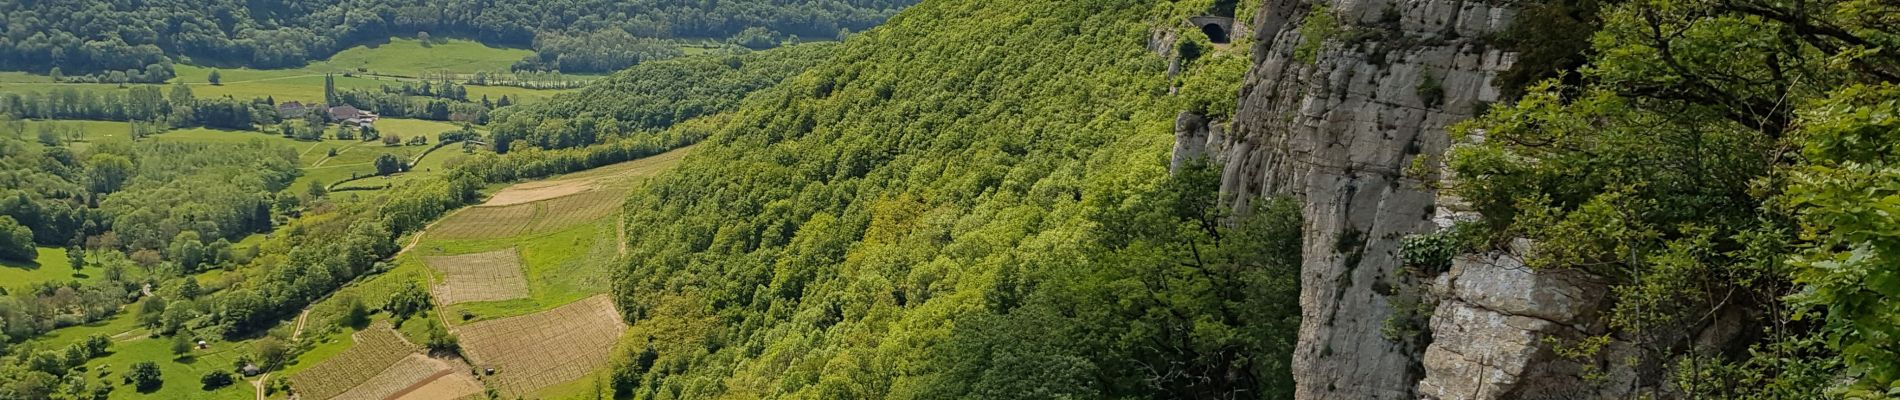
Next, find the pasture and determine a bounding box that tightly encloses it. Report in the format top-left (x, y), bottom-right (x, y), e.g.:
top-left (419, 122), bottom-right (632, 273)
top-left (456, 295), bottom-right (627, 397)
top-left (0, 247), bottom-right (102, 293)
top-left (1, 38), bottom-right (570, 106)
top-left (318, 38), bottom-right (533, 77)
top-left (77, 332), bottom-right (253, 400)
top-left (10, 118), bottom-right (466, 195)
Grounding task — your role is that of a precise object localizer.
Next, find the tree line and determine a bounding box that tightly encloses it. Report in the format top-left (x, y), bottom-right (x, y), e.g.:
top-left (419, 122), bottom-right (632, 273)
top-left (0, 0), bottom-right (917, 77)
top-left (489, 43), bottom-right (836, 153)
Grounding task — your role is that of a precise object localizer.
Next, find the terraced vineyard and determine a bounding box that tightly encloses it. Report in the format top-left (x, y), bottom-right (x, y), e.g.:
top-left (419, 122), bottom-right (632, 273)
top-left (330, 354), bottom-right (471, 400)
top-left (529, 189), bottom-right (626, 233)
top-left (457, 295), bottom-right (627, 396)
top-left (428, 203), bottom-right (543, 240)
top-left (289, 326), bottom-right (418, 400)
top-left (425, 249), bottom-right (531, 304)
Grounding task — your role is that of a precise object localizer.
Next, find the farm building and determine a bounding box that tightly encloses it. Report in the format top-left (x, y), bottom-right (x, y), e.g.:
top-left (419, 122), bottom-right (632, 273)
top-left (277, 101), bottom-right (311, 118)
top-left (328, 105), bottom-right (379, 128)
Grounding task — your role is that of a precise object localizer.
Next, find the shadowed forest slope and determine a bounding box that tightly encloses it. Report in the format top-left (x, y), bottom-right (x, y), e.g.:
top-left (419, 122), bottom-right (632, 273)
top-left (612, 0), bottom-right (1300, 398)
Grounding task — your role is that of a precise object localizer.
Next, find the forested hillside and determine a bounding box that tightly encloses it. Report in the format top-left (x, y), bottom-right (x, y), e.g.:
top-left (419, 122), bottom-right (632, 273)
top-left (489, 43), bottom-right (838, 153)
top-left (0, 0), bottom-right (915, 76)
top-left (610, 0), bottom-right (1297, 398)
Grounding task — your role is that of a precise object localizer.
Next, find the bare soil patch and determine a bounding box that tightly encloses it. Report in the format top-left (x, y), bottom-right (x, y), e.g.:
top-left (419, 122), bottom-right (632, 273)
top-left (390, 369), bottom-right (483, 400)
top-left (483, 179), bottom-right (597, 206)
top-left (479, 145), bottom-right (693, 207)
top-left (457, 295), bottom-right (627, 397)
top-left (424, 249), bottom-right (530, 305)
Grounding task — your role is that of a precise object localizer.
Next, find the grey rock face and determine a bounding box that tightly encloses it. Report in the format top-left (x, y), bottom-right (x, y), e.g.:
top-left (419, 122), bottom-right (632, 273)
top-left (1220, 0), bottom-right (1513, 398)
top-left (1417, 242), bottom-right (1638, 400)
top-left (1172, 112), bottom-right (1228, 173)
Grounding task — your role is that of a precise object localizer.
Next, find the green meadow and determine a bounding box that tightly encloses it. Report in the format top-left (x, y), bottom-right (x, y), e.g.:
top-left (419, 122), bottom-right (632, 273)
top-left (0, 247), bottom-right (103, 293)
top-left (0, 38), bottom-right (572, 105)
top-left (79, 332), bottom-right (255, 400)
top-left (16, 117), bottom-right (477, 201)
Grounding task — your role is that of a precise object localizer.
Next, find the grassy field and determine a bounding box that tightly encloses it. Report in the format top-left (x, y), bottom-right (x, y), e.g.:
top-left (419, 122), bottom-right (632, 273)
top-left (319, 38), bottom-right (532, 76)
top-left (177, 38), bottom-right (529, 80)
top-left (33, 300), bottom-right (145, 348)
top-left (0, 247), bottom-right (103, 293)
top-left (0, 38), bottom-right (570, 105)
top-left (432, 219), bottom-right (618, 322)
top-left (123, 119), bottom-right (470, 198)
top-left (4, 117), bottom-right (478, 207)
top-left (0, 71), bottom-right (54, 83)
top-left (79, 333), bottom-right (255, 400)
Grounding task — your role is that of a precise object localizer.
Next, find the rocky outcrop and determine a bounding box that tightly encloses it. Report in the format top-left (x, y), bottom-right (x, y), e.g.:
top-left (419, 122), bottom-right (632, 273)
top-left (1172, 111), bottom-right (1226, 173)
top-left (1218, 0), bottom-right (1514, 398)
top-left (1416, 240), bottom-right (1639, 400)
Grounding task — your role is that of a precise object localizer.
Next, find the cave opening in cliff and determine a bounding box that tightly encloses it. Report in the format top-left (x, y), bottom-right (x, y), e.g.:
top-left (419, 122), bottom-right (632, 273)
top-left (1201, 23), bottom-right (1230, 44)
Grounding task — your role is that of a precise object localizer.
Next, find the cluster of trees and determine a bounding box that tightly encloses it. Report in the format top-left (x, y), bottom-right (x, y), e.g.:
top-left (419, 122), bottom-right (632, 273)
top-left (0, 246), bottom-right (268, 398)
top-left (0, 0), bottom-right (917, 76)
top-left (378, 80), bottom-right (468, 101)
top-left (0, 332), bottom-right (115, 398)
top-left (333, 88), bottom-right (488, 123)
top-left (0, 86), bottom-right (272, 131)
top-left (489, 43), bottom-right (835, 153)
top-left (46, 63), bottom-right (178, 85)
top-left (2, 116), bottom-right (292, 257)
top-left (0, 136), bottom-right (289, 398)
top-left (607, 1), bottom-right (1301, 398)
top-left (513, 30), bottom-right (685, 73)
top-left (1412, 0), bottom-right (1899, 396)
top-left (462, 70), bottom-right (590, 89)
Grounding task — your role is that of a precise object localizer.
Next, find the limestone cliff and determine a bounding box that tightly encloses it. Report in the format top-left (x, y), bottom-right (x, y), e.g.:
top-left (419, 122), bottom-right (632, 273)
top-left (1199, 0), bottom-right (1516, 398)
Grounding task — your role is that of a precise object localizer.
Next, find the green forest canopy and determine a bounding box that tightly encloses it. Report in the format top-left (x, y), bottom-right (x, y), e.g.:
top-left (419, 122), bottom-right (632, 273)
top-left (609, 0), bottom-right (1298, 398)
top-left (0, 0), bottom-right (917, 75)
top-left (488, 42), bottom-right (839, 153)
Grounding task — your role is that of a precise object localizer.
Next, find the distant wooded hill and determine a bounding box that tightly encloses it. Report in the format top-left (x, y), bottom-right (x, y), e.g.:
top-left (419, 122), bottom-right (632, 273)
top-left (0, 0), bottom-right (916, 76)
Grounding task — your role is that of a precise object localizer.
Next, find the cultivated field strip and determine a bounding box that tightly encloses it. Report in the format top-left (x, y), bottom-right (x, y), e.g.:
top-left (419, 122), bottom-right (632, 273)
top-left (290, 326), bottom-right (418, 400)
top-left (330, 354), bottom-right (450, 400)
top-left (391, 370), bottom-right (485, 400)
top-left (458, 295), bottom-right (627, 396)
top-left (425, 249), bottom-right (531, 304)
top-left (430, 187), bottom-right (624, 241)
top-left (428, 202), bottom-right (542, 240)
top-left (529, 189), bottom-right (624, 233)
